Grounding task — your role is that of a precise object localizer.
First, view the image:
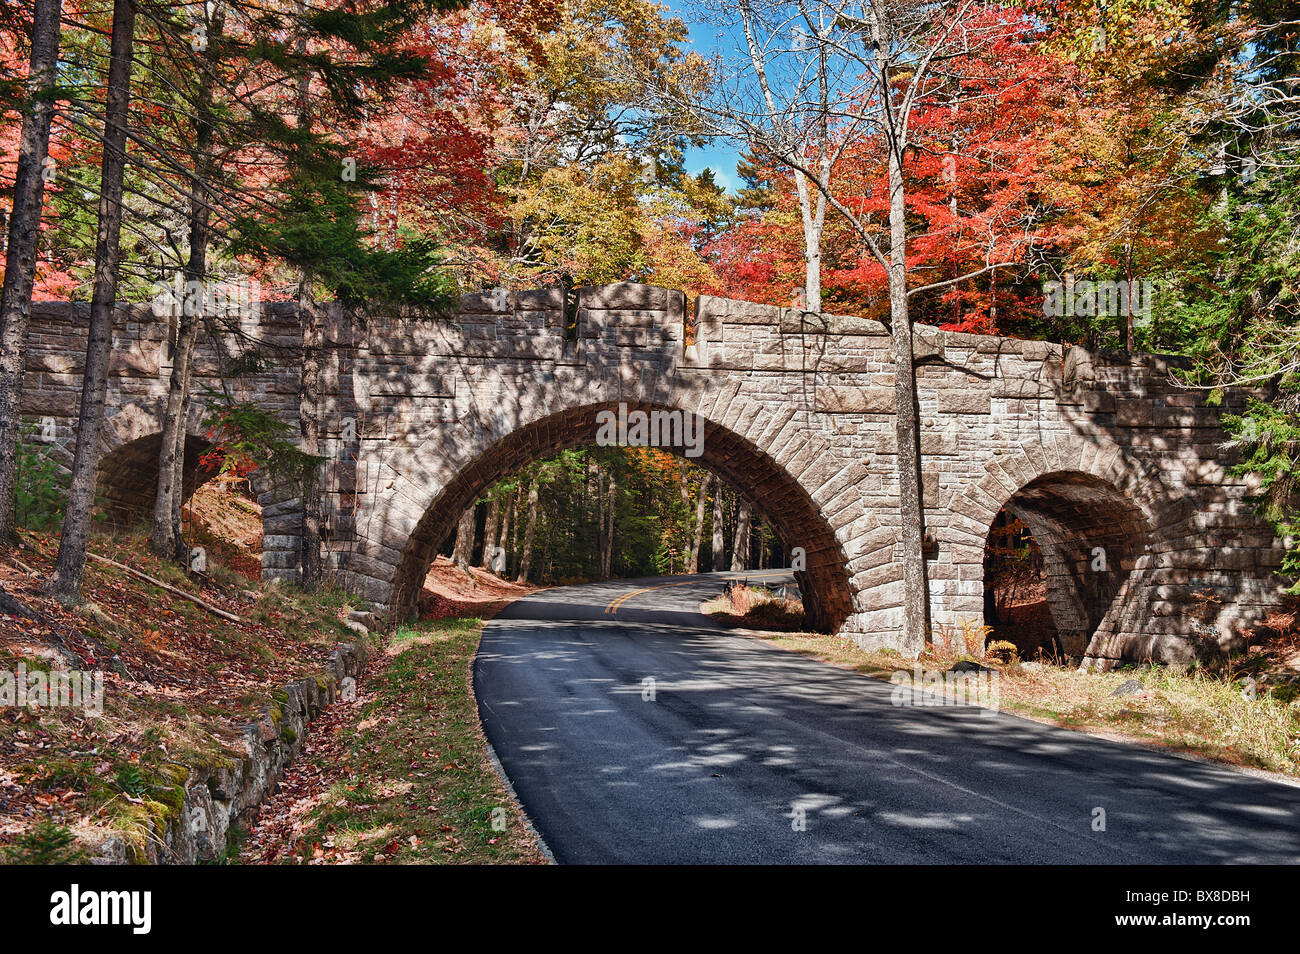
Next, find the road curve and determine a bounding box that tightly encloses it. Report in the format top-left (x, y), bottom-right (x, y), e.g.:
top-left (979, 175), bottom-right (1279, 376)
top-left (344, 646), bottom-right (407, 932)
top-left (474, 572), bottom-right (1300, 864)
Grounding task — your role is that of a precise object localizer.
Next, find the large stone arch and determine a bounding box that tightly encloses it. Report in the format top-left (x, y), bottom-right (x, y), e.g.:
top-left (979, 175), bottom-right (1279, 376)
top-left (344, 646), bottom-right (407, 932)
top-left (346, 386), bottom-right (857, 631)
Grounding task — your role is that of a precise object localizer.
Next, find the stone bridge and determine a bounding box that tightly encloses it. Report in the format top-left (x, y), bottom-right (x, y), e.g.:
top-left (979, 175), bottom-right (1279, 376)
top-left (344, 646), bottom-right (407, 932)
top-left (20, 283), bottom-right (1290, 667)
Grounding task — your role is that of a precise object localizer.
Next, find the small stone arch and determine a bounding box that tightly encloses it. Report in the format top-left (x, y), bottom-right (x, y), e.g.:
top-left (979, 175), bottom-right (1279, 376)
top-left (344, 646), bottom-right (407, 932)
top-left (95, 400), bottom-right (216, 525)
top-left (943, 435), bottom-right (1179, 660)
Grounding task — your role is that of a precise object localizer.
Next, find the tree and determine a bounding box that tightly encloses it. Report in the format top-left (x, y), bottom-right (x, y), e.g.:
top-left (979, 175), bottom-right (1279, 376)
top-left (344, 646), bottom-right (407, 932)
top-left (479, 495), bottom-right (501, 571)
top-left (516, 475), bottom-right (540, 583)
top-left (684, 0), bottom-right (846, 309)
top-left (50, 0), bottom-right (136, 602)
top-left (0, 0), bottom-right (63, 543)
top-left (683, 0), bottom-right (1028, 650)
top-left (711, 483), bottom-right (725, 570)
top-left (150, 1), bottom-right (227, 562)
top-left (452, 505), bottom-right (476, 572)
top-left (689, 472), bottom-right (712, 573)
top-left (731, 495), bottom-right (751, 572)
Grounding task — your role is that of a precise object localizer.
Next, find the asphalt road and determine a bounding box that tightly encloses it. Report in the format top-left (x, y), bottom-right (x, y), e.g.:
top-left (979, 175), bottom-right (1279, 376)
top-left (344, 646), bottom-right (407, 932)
top-left (474, 572), bottom-right (1300, 864)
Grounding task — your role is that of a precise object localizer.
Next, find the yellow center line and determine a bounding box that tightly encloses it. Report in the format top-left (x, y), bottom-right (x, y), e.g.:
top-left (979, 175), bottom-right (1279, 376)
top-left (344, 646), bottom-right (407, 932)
top-left (603, 569), bottom-right (796, 615)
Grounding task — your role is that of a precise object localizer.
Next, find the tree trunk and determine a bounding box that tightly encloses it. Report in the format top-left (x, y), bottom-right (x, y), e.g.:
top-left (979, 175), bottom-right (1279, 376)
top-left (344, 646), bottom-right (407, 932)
top-left (602, 473), bottom-right (616, 578)
top-left (887, 139), bottom-right (928, 654)
top-left (711, 486), bottom-right (724, 571)
top-left (151, 5), bottom-right (224, 562)
top-left (1123, 242), bottom-right (1135, 353)
top-left (791, 171), bottom-right (824, 312)
top-left (677, 460), bottom-right (695, 571)
top-left (730, 496), bottom-right (751, 572)
top-left (294, 60), bottom-right (323, 591)
top-left (594, 470), bottom-right (606, 571)
top-left (297, 284), bottom-right (323, 589)
top-left (479, 497), bottom-right (500, 570)
top-left (0, 0), bottom-right (63, 542)
top-left (495, 493), bottom-right (513, 576)
top-left (452, 505), bottom-right (475, 571)
top-left (50, 0), bottom-right (135, 602)
top-left (515, 478), bottom-right (539, 584)
top-left (690, 473), bottom-right (711, 574)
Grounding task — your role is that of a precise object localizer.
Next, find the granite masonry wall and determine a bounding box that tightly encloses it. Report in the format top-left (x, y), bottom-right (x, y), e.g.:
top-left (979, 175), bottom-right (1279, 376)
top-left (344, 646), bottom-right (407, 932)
top-left (20, 284), bottom-right (1291, 668)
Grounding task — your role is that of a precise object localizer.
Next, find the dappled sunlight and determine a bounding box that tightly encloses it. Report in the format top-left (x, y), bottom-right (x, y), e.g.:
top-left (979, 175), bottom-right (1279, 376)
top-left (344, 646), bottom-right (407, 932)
top-left (476, 577), bottom-right (1300, 863)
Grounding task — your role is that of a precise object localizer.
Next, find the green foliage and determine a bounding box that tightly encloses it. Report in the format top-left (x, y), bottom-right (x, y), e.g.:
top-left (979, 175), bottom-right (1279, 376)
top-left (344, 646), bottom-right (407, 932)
top-left (1173, 165), bottom-right (1300, 362)
top-left (1223, 399), bottom-right (1300, 590)
top-left (14, 424), bottom-right (69, 531)
top-left (487, 445), bottom-right (729, 584)
top-left (227, 176), bottom-right (457, 317)
top-left (3, 820), bottom-right (87, 865)
top-left (200, 392), bottom-right (321, 487)
top-left (115, 764), bottom-right (147, 798)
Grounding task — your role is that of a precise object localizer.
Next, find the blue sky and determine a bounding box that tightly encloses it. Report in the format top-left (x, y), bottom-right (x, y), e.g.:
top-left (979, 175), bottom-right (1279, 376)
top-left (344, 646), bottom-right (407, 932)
top-left (669, 2), bottom-right (744, 191)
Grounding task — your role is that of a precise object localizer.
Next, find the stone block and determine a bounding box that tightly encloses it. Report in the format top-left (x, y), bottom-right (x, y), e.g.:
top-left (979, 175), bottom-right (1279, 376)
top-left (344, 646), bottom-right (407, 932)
top-left (814, 387), bottom-right (894, 414)
top-left (937, 389), bottom-right (991, 414)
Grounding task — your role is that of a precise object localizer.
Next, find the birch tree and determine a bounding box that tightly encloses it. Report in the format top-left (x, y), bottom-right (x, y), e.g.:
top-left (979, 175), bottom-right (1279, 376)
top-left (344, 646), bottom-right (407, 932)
top-left (672, 0), bottom-right (1018, 650)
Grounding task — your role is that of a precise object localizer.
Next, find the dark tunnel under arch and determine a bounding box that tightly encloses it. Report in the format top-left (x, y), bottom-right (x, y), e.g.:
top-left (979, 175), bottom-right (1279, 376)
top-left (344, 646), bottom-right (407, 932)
top-left (985, 470), bottom-right (1150, 657)
top-left (94, 432), bottom-right (219, 525)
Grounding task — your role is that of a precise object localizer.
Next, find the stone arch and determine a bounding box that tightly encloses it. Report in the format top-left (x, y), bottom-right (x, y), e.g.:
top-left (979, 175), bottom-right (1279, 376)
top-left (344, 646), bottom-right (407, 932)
top-left (95, 400), bottom-right (216, 524)
top-left (351, 396), bottom-right (855, 631)
top-left (944, 436), bottom-right (1177, 658)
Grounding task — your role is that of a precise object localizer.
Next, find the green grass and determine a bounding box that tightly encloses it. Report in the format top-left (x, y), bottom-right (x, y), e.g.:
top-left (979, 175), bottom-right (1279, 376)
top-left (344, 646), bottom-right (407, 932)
top-left (255, 616), bottom-right (545, 864)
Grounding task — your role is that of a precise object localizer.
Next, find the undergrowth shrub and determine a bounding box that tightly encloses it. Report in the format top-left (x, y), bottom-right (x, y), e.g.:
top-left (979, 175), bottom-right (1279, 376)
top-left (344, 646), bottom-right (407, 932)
top-left (15, 424), bottom-right (69, 531)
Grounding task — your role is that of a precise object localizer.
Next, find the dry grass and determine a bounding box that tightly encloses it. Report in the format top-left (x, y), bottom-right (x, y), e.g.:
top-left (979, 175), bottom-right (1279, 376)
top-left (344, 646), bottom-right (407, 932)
top-left (702, 583), bottom-right (806, 632)
top-left (0, 520), bottom-right (368, 862)
top-left (239, 617), bottom-right (546, 865)
top-left (755, 628), bottom-right (1300, 778)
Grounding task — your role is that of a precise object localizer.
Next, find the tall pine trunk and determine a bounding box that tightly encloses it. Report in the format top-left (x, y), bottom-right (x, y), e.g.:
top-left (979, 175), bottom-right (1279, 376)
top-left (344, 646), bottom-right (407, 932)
top-left (294, 61), bottom-right (323, 590)
top-left (0, 0), bottom-right (63, 542)
top-left (730, 496), bottom-right (751, 572)
top-left (677, 461), bottom-right (694, 571)
top-left (297, 281), bottom-right (323, 589)
top-left (515, 478), bottom-right (539, 584)
top-left (711, 486), bottom-right (724, 571)
top-left (495, 493), bottom-right (513, 576)
top-left (50, 0), bottom-right (135, 602)
top-left (452, 505), bottom-right (475, 571)
top-left (151, 5), bottom-right (224, 562)
top-left (602, 473), bottom-right (616, 578)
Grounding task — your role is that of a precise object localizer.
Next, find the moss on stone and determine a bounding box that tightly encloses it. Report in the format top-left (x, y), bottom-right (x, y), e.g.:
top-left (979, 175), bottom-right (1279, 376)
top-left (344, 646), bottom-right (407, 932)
top-left (158, 762), bottom-right (191, 787)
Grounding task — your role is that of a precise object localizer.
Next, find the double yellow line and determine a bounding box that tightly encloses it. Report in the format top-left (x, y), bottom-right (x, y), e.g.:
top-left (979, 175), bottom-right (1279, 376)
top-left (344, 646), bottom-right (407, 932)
top-left (602, 570), bottom-right (796, 616)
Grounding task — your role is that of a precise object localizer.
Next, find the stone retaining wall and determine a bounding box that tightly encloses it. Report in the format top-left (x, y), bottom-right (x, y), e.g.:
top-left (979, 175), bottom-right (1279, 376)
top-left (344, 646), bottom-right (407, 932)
top-left (91, 639), bottom-right (367, 865)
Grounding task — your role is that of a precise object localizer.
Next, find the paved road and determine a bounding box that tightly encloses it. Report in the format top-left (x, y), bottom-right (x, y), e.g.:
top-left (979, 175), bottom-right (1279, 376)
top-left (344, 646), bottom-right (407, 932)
top-left (474, 572), bottom-right (1300, 864)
